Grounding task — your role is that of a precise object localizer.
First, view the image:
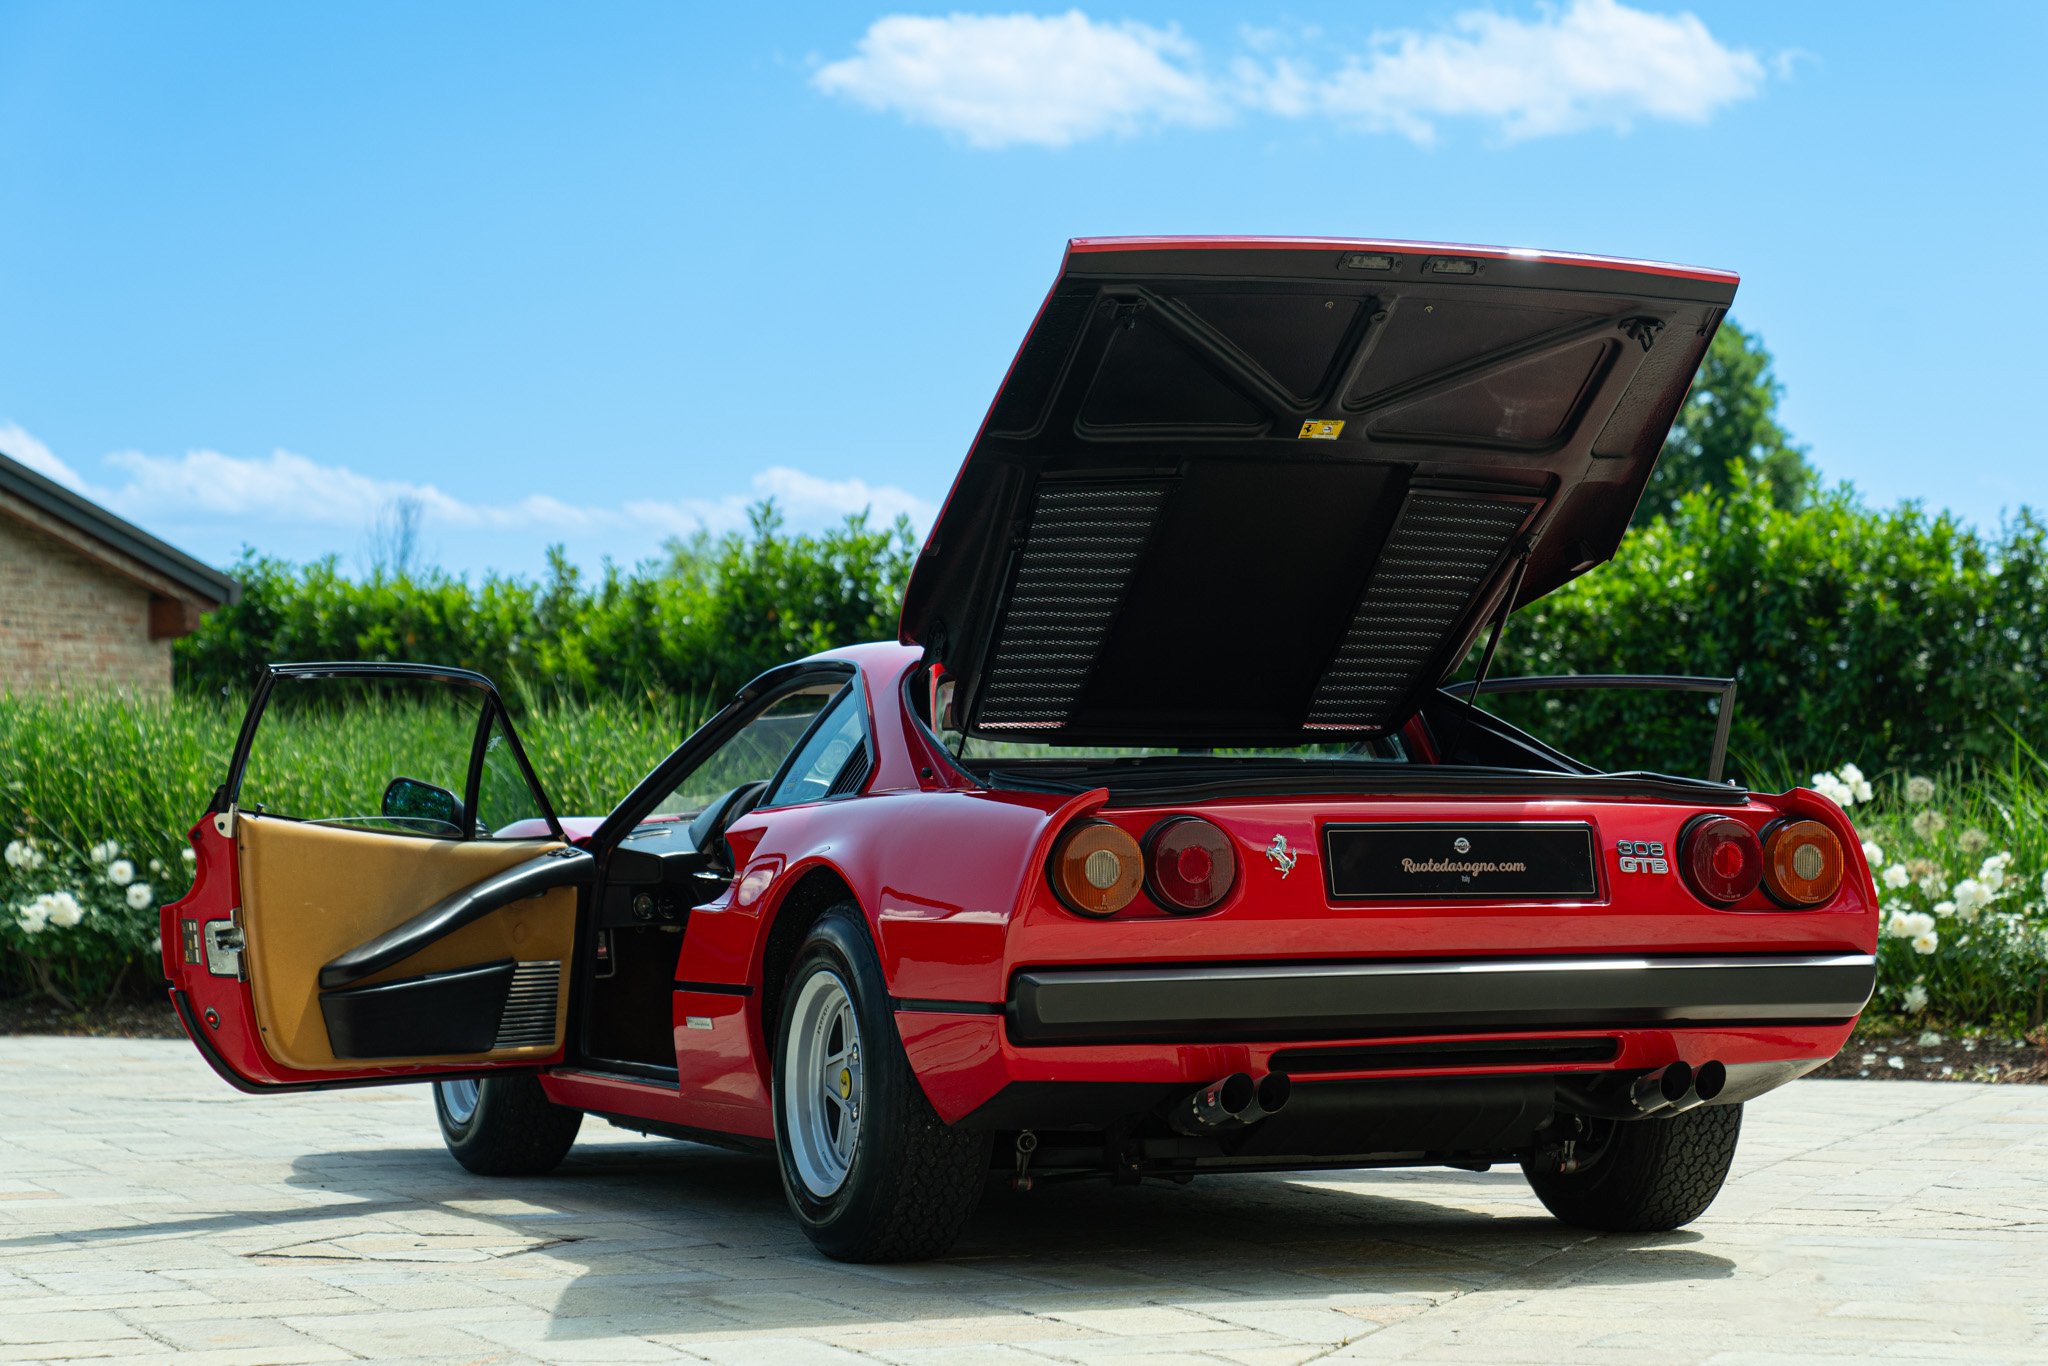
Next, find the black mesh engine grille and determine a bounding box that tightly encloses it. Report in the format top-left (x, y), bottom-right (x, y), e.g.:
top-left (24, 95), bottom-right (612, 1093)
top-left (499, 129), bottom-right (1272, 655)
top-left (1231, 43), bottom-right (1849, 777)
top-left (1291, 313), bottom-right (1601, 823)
top-left (1308, 491), bottom-right (1531, 730)
top-left (977, 481), bottom-right (1171, 729)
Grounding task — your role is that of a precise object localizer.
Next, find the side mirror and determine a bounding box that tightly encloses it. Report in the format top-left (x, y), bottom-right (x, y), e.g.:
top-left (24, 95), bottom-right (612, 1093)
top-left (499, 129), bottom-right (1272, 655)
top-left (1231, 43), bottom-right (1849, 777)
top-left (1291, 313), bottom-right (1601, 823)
top-left (381, 776), bottom-right (467, 833)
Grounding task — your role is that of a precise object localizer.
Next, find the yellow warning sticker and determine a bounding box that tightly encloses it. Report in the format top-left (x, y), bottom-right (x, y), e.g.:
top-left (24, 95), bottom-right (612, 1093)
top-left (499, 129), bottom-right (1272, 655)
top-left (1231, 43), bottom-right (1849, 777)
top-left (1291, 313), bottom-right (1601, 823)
top-left (1298, 419), bottom-right (1345, 441)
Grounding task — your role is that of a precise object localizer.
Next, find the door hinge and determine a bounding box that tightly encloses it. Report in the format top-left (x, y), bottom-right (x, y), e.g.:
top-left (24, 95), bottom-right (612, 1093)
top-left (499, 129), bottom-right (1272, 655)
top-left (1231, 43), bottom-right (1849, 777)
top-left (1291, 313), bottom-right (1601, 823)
top-left (203, 913), bottom-right (245, 979)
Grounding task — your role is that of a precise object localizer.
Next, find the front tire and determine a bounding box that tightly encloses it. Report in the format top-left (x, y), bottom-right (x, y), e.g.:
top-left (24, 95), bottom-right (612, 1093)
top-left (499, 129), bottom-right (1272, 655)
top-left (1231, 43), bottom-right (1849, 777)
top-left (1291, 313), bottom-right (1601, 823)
top-left (433, 1074), bottom-right (583, 1176)
top-left (1522, 1103), bottom-right (1742, 1232)
top-left (772, 902), bottom-right (989, 1261)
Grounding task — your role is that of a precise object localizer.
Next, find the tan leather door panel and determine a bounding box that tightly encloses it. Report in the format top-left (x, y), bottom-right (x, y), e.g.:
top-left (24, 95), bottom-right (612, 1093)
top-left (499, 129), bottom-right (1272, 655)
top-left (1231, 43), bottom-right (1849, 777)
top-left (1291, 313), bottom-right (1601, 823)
top-left (237, 814), bottom-right (576, 1071)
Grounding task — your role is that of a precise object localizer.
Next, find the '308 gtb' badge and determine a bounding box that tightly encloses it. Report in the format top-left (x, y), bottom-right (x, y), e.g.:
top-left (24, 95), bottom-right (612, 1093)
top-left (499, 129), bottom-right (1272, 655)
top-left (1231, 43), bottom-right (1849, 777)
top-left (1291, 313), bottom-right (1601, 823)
top-left (1265, 834), bottom-right (1298, 878)
top-left (1616, 839), bottom-right (1669, 875)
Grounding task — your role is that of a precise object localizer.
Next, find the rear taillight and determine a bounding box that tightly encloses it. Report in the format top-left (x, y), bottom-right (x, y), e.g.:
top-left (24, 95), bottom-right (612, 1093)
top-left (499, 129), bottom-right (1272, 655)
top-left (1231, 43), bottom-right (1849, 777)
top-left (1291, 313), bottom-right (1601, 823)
top-left (1762, 819), bottom-right (1845, 907)
top-left (1679, 815), bottom-right (1763, 906)
top-left (1049, 820), bottom-right (1143, 917)
top-left (1144, 816), bottom-right (1237, 913)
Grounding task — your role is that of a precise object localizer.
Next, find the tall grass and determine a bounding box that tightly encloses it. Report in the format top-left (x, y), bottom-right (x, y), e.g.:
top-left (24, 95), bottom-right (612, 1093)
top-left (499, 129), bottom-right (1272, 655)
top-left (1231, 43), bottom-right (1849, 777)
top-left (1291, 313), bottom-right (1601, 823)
top-left (1, 690), bottom-right (702, 1003)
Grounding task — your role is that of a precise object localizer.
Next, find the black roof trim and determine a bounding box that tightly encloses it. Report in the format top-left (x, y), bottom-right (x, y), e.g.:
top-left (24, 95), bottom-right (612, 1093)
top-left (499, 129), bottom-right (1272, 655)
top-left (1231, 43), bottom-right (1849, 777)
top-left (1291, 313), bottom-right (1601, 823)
top-left (0, 449), bottom-right (240, 605)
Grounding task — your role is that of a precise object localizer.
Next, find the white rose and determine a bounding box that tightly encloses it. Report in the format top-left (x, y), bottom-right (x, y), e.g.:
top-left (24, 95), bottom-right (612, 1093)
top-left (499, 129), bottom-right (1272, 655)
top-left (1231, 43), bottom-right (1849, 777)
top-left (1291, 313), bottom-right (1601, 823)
top-left (1812, 773), bottom-right (1854, 806)
top-left (1861, 839), bottom-right (1885, 867)
top-left (1903, 911), bottom-right (1936, 937)
top-left (1911, 930), bottom-right (1939, 956)
top-left (1952, 878), bottom-right (1992, 915)
top-left (4, 839), bottom-right (41, 871)
top-left (1901, 984), bottom-right (1929, 1013)
top-left (125, 883), bottom-right (154, 910)
top-left (14, 901), bottom-right (48, 934)
top-left (1882, 864), bottom-right (1911, 889)
top-left (1905, 775), bottom-right (1936, 804)
top-left (1933, 900), bottom-right (1957, 920)
top-left (106, 859), bottom-right (135, 887)
top-left (1883, 910), bottom-right (1915, 939)
top-left (43, 891), bottom-right (84, 929)
top-left (2042, 870), bottom-right (2048, 902)
top-left (89, 840), bottom-right (120, 864)
top-left (181, 848), bottom-right (196, 864)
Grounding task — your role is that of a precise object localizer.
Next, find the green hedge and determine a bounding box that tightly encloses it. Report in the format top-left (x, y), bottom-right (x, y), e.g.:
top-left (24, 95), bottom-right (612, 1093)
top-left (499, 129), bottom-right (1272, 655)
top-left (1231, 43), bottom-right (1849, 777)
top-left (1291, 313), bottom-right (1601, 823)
top-left (176, 504), bottom-right (916, 707)
top-left (176, 480), bottom-right (2048, 782)
top-left (1482, 470), bottom-right (2048, 781)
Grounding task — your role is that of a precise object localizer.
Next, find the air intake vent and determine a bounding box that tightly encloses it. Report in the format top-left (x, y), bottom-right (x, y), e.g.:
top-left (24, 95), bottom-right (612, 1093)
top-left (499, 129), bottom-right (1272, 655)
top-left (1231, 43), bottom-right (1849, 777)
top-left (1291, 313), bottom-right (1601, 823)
top-left (977, 481), bottom-right (1171, 729)
top-left (827, 745), bottom-right (872, 797)
top-left (1308, 490), bottom-right (1532, 730)
top-left (492, 960), bottom-right (561, 1050)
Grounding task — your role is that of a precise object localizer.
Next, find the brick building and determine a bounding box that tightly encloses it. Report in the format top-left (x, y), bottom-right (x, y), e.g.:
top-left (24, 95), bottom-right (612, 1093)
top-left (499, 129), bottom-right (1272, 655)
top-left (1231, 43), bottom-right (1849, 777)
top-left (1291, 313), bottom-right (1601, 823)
top-left (1, 450), bottom-right (238, 696)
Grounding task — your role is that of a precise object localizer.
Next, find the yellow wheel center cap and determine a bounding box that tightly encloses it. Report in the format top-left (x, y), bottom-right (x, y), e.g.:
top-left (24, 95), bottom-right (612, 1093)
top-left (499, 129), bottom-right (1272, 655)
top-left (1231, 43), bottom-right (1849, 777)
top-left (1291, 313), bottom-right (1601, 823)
top-left (838, 1068), bottom-right (851, 1099)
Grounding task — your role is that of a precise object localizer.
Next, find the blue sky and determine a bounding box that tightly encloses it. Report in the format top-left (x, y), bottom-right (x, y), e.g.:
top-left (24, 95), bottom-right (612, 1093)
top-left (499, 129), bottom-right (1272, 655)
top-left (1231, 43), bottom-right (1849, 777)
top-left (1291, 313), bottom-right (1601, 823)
top-left (2, 1), bottom-right (2042, 578)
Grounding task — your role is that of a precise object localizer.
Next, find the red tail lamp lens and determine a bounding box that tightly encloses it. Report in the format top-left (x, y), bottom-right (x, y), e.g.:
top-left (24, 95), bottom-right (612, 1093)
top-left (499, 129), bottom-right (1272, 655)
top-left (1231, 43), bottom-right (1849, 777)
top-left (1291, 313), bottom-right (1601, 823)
top-left (1049, 820), bottom-right (1143, 917)
top-left (1763, 819), bottom-right (1845, 907)
top-left (1145, 817), bottom-right (1237, 913)
top-left (1680, 815), bottom-right (1763, 906)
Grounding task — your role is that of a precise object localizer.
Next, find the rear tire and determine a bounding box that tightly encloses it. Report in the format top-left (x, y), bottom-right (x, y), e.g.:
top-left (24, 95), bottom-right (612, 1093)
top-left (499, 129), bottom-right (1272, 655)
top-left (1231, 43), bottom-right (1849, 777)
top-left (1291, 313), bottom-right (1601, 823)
top-left (433, 1074), bottom-right (583, 1176)
top-left (772, 902), bottom-right (989, 1262)
top-left (1523, 1103), bottom-right (1741, 1232)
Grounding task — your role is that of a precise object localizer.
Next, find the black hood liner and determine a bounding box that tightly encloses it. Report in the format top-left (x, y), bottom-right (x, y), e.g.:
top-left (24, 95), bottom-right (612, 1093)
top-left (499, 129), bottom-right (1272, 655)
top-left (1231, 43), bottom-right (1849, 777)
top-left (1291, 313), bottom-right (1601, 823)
top-left (902, 239), bottom-right (1736, 745)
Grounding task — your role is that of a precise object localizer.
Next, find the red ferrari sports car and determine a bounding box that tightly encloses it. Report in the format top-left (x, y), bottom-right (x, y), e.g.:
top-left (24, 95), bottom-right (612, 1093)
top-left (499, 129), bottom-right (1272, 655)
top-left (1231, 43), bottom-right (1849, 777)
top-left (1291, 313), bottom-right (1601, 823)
top-left (164, 237), bottom-right (1877, 1262)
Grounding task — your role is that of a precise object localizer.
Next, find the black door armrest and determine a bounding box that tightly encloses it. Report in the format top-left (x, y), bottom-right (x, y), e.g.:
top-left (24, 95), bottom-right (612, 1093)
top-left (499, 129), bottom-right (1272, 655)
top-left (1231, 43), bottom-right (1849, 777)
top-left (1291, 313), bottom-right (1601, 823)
top-left (319, 847), bottom-right (595, 991)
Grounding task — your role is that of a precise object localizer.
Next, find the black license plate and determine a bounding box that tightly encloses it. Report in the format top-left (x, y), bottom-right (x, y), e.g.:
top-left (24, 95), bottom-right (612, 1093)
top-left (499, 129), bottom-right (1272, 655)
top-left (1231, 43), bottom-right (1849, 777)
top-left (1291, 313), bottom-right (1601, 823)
top-left (1323, 823), bottom-right (1598, 900)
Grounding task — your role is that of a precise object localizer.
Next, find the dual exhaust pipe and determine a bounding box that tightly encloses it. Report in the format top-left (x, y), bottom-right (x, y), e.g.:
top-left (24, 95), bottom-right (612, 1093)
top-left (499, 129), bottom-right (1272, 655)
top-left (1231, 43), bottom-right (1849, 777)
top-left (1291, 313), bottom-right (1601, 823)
top-left (1619, 1059), bottom-right (1728, 1117)
top-left (1169, 1071), bottom-right (1291, 1135)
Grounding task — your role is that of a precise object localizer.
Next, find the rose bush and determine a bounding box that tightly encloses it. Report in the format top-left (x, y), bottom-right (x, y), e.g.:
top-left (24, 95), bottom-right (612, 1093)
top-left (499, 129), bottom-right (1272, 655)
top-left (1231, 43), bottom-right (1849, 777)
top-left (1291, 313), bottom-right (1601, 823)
top-left (3, 836), bottom-right (182, 1006)
top-left (1814, 762), bottom-right (2048, 1030)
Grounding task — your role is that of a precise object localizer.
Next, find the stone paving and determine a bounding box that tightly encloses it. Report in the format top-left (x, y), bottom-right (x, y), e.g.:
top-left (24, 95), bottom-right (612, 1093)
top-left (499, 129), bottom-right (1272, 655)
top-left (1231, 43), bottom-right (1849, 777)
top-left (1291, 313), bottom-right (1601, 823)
top-left (3, 1037), bottom-right (2045, 1364)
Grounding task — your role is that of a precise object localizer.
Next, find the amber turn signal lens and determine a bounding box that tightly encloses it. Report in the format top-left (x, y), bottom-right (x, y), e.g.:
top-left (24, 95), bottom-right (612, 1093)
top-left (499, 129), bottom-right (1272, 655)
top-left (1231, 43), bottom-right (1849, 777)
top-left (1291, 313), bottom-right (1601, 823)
top-left (1050, 820), bottom-right (1144, 917)
top-left (1145, 816), bottom-right (1237, 913)
top-left (1763, 819), bottom-right (1845, 907)
top-left (1679, 814), bottom-right (1763, 906)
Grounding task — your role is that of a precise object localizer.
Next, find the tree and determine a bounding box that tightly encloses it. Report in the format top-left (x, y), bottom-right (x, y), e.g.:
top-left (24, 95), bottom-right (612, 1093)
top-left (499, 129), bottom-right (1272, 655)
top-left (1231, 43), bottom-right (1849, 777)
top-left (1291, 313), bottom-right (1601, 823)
top-left (363, 495), bottom-right (428, 578)
top-left (1634, 319), bottom-right (1815, 527)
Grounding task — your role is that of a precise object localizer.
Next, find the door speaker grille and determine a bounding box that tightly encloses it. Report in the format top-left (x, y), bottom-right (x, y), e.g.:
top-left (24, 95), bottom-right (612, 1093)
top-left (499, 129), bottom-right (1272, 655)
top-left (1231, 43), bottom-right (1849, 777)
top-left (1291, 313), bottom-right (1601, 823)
top-left (1308, 491), bottom-right (1532, 730)
top-left (492, 960), bottom-right (561, 1050)
top-left (977, 481), bottom-right (1171, 729)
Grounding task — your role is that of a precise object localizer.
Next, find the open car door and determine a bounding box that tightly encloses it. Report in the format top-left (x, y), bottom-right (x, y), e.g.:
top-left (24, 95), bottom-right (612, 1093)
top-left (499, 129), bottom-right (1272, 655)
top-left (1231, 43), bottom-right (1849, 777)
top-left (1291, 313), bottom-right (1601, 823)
top-left (163, 663), bottom-right (593, 1090)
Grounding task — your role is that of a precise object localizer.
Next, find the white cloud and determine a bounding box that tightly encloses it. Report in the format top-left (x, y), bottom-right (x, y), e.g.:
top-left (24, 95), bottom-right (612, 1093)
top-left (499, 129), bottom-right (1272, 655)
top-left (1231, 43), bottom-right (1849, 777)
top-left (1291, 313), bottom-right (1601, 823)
top-left (752, 467), bottom-right (937, 528)
top-left (817, 3), bottom-right (1771, 147)
top-left (4, 424), bottom-right (936, 555)
top-left (1250, 0), bottom-right (1769, 144)
top-left (0, 422), bottom-right (91, 492)
top-left (812, 11), bottom-right (1223, 148)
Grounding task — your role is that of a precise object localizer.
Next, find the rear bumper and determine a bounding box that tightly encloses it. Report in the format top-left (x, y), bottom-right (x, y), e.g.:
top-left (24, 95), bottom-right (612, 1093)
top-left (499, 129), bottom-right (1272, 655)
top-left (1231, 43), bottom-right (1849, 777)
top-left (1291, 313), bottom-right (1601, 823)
top-left (1007, 952), bottom-right (1877, 1045)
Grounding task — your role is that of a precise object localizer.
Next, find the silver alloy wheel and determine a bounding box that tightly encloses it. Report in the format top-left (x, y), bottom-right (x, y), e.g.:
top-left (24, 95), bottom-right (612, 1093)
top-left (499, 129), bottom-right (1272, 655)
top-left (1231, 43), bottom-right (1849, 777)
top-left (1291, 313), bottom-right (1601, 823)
top-left (784, 967), bottom-right (863, 1197)
top-left (439, 1077), bottom-right (481, 1125)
